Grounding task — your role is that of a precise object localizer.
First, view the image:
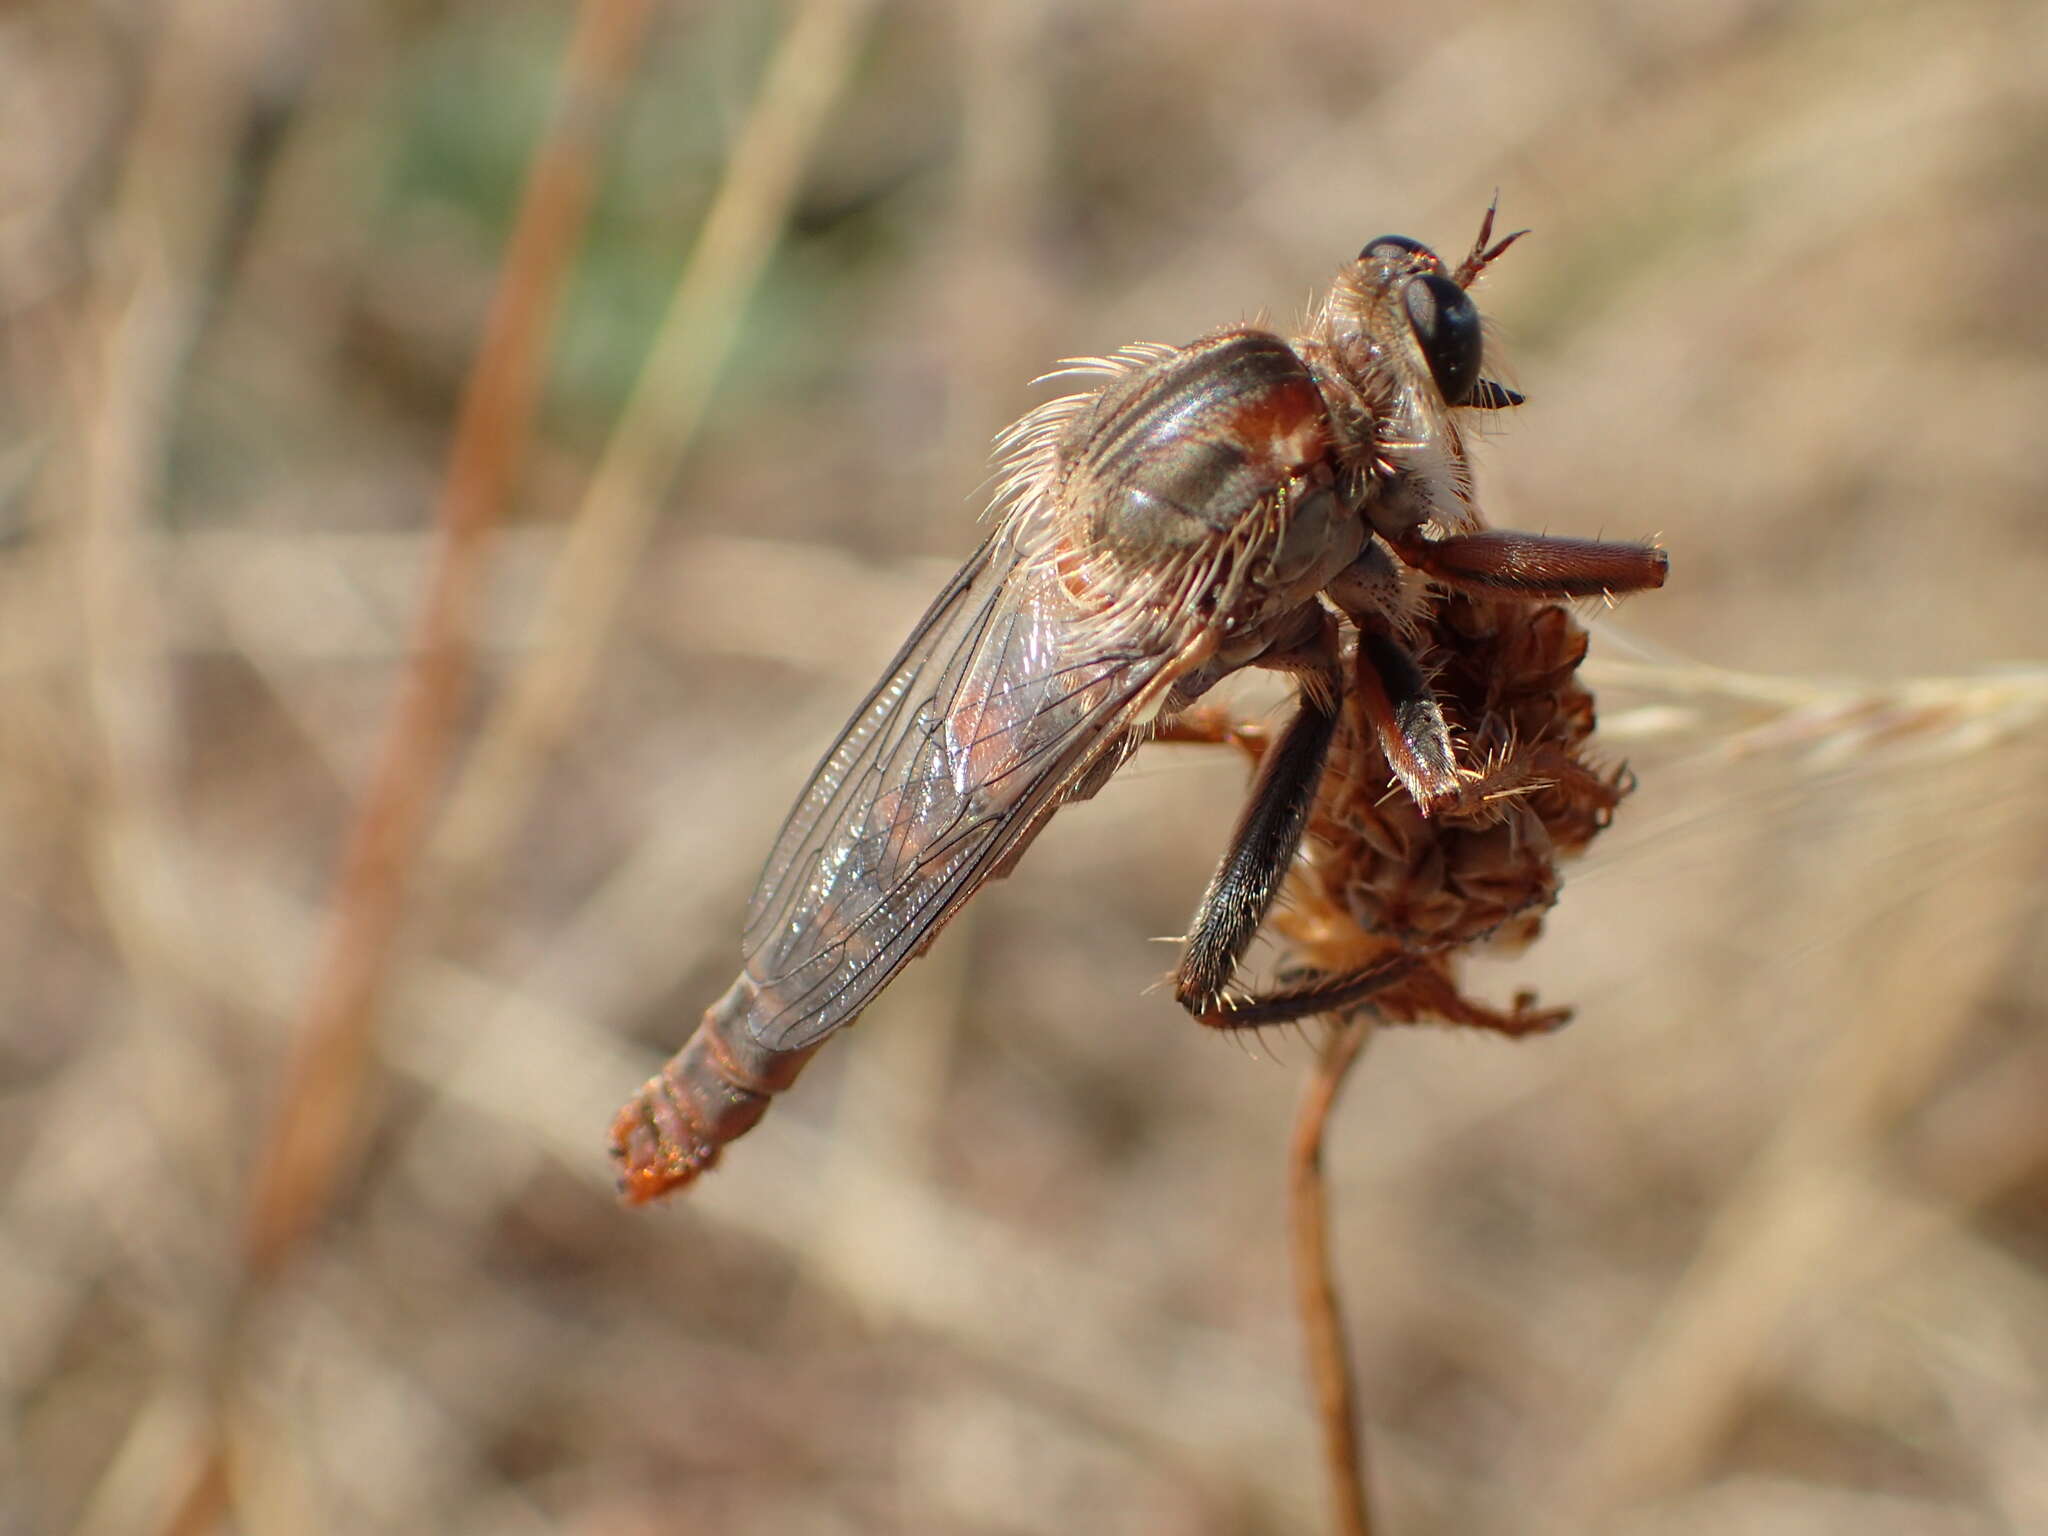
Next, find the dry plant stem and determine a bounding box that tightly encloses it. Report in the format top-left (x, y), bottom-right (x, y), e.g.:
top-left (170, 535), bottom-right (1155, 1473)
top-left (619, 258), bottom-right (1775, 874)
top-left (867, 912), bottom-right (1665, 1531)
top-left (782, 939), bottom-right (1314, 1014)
top-left (1292, 1018), bottom-right (1376, 1536)
top-left (1587, 655), bottom-right (2048, 756)
top-left (241, 0), bottom-right (655, 1281)
top-left (74, 0), bottom-right (254, 1008)
top-left (430, 0), bottom-right (882, 894)
top-left (63, 12), bottom-right (288, 1531)
top-left (150, 1457), bottom-right (231, 1536)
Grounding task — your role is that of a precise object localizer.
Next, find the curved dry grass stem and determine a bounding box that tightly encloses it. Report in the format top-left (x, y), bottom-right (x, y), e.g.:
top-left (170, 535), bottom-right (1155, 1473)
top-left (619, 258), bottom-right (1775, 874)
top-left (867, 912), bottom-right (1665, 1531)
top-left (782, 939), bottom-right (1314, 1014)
top-left (240, 0), bottom-right (655, 1281)
top-left (1292, 1018), bottom-right (1376, 1536)
top-left (71, 0), bottom-right (257, 1029)
top-left (1589, 655), bottom-right (2048, 759)
top-left (177, 11), bottom-right (652, 1526)
top-left (429, 0), bottom-right (882, 896)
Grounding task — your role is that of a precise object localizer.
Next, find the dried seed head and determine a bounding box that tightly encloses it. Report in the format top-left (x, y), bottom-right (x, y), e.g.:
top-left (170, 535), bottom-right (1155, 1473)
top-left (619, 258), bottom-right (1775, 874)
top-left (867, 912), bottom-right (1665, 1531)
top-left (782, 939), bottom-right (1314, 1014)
top-left (1269, 592), bottom-right (1630, 1035)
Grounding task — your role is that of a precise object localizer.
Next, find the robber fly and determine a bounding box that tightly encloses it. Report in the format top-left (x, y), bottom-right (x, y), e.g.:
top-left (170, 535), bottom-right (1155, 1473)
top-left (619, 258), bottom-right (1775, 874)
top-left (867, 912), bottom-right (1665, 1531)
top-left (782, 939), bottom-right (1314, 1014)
top-left (612, 207), bottom-right (1667, 1201)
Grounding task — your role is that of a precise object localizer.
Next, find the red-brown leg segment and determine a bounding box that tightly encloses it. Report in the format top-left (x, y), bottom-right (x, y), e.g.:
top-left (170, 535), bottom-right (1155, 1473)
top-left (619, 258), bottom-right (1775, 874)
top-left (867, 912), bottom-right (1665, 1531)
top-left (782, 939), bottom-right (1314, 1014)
top-left (1377, 966), bottom-right (1573, 1037)
top-left (1390, 529), bottom-right (1667, 599)
top-left (1150, 708), bottom-right (1271, 756)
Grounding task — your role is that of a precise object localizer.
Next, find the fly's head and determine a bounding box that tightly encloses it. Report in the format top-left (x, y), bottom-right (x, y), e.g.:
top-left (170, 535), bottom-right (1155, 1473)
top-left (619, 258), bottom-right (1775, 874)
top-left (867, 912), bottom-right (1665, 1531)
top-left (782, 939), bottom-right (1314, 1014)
top-left (1309, 208), bottom-right (1527, 542)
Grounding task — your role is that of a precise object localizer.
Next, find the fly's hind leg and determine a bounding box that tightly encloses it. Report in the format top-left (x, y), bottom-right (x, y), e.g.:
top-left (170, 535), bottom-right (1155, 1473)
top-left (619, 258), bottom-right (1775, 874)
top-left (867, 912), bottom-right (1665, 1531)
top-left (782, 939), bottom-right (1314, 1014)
top-left (1190, 949), bottom-right (1423, 1029)
top-left (1191, 950), bottom-right (1569, 1035)
top-left (1172, 606), bottom-right (1343, 1016)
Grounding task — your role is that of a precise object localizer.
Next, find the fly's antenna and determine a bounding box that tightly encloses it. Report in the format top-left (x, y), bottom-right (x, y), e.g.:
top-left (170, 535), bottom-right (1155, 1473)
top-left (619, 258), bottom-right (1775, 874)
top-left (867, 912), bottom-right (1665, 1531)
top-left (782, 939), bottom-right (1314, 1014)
top-left (1453, 194), bottom-right (1529, 290)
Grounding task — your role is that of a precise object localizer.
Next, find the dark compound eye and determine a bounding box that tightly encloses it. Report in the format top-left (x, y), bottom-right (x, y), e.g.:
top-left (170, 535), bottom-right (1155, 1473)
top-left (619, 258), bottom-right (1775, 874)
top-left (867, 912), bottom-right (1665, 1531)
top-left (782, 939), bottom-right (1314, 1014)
top-left (1358, 234), bottom-right (1441, 270)
top-left (1403, 271), bottom-right (1483, 406)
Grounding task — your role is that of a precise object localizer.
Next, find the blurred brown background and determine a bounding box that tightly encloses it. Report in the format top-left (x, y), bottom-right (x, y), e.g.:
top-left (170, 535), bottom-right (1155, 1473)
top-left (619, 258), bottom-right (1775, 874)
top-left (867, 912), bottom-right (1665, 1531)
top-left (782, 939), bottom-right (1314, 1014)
top-left (5, 1), bottom-right (2046, 1532)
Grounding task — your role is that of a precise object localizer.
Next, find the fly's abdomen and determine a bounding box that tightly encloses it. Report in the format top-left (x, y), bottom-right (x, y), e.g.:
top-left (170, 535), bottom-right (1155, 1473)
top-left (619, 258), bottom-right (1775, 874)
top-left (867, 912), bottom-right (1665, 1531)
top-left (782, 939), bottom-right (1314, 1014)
top-left (611, 976), bottom-right (823, 1203)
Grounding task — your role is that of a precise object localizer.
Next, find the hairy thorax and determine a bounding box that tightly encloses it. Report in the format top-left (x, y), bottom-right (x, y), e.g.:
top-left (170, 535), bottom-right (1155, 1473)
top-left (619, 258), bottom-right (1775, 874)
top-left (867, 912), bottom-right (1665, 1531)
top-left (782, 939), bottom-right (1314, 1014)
top-left (1047, 330), bottom-right (1364, 665)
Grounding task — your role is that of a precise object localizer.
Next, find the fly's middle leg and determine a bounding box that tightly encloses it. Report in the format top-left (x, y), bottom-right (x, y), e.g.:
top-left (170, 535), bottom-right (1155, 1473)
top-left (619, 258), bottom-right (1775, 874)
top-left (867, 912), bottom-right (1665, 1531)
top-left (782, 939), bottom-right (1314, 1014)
top-left (1148, 708), bottom-right (1272, 763)
top-left (1349, 626), bottom-right (1464, 814)
top-left (1325, 542), bottom-right (1465, 815)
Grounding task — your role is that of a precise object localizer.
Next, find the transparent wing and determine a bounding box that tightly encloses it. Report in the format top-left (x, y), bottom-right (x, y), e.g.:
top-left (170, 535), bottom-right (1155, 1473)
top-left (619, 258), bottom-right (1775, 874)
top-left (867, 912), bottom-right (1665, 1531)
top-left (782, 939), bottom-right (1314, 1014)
top-left (738, 527), bottom-right (1181, 1052)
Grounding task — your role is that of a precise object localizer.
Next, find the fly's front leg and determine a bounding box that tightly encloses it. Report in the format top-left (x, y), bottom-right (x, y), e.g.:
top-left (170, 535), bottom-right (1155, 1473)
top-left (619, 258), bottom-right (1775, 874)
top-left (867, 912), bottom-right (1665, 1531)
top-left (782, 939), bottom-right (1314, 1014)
top-left (1387, 528), bottom-right (1668, 599)
top-left (1351, 627), bottom-right (1464, 815)
top-left (1173, 605), bottom-right (1343, 1016)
